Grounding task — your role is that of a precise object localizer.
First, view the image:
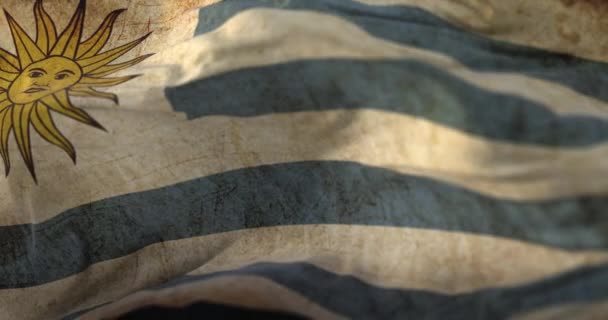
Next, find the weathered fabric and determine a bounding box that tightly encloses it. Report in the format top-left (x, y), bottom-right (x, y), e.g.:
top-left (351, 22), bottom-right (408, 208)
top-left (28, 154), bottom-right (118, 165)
top-left (0, 0), bottom-right (607, 319)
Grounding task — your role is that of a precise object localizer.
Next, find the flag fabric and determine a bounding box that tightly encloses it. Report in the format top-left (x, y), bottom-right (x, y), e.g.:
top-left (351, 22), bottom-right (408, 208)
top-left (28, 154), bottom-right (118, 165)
top-left (0, 0), bottom-right (607, 319)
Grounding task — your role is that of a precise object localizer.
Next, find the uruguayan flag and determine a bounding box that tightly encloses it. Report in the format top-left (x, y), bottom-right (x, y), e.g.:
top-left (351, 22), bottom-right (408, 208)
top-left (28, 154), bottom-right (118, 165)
top-left (0, 0), bottom-right (607, 319)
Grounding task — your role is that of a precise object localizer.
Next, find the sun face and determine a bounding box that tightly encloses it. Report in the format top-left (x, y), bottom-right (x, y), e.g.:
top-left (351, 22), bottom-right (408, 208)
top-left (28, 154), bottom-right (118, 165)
top-left (0, 0), bottom-right (152, 182)
top-left (9, 56), bottom-right (83, 104)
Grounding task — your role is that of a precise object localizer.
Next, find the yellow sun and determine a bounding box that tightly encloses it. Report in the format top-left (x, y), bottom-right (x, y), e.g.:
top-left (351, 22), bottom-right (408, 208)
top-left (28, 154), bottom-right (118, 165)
top-left (0, 0), bottom-right (152, 182)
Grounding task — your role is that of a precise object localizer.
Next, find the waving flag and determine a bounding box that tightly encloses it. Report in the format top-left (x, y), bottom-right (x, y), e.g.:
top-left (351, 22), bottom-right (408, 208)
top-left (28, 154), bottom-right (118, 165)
top-left (0, 0), bottom-right (607, 319)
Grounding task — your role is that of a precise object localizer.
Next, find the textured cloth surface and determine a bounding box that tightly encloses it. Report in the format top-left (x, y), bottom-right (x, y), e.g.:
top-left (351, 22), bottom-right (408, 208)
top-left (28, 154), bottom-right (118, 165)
top-left (0, 0), bottom-right (607, 319)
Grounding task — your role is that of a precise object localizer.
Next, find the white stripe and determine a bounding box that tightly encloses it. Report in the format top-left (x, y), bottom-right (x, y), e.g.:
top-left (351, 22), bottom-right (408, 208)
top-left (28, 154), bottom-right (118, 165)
top-left (0, 226), bottom-right (605, 320)
top-left (2, 109), bottom-right (608, 224)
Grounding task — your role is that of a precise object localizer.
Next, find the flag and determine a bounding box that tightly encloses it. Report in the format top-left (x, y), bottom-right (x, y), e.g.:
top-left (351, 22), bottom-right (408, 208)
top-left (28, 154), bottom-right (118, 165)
top-left (0, 0), bottom-right (607, 319)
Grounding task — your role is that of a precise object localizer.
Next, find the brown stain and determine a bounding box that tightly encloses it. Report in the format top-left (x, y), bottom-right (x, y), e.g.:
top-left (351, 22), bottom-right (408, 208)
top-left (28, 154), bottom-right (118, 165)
top-left (560, 0), bottom-right (608, 15)
top-left (557, 0), bottom-right (608, 45)
top-left (558, 24), bottom-right (582, 43)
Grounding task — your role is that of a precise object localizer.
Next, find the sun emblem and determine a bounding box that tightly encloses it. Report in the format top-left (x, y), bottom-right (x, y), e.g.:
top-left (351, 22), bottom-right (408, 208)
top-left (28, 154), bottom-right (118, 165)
top-left (0, 0), bottom-right (152, 182)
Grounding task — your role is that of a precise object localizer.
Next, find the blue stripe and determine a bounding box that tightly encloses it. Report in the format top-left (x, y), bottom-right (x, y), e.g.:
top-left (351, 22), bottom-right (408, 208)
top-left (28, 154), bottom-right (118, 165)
top-left (137, 262), bottom-right (608, 320)
top-left (166, 58), bottom-right (608, 147)
top-left (110, 301), bottom-right (308, 320)
top-left (1, 161), bottom-right (606, 289)
top-left (194, 0), bottom-right (608, 103)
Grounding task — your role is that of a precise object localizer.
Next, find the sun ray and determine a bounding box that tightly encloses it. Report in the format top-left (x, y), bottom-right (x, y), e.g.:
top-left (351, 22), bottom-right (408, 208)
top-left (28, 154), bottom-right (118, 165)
top-left (3, 10), bottom-right (46, 69)
top-left (0, 94), bottom-right (10, 109)
top-left (87, 53), bottom-right (153, 77)
top-left (0, 96), bottom-right (10, 177)
top-left (0, 108), bottom-right (12, 176)
top-left (77, 9), bottom-right (126, 59)
top-left (34, 0), bottom-right (58, 54)
top-left (78, 32), bottom-right (151, 74)
top-left (50, 0), bottom-right (85, 59)
top-left (0, 48), bottom-right (19, 73)
top-left (31, 102), bottom-right (76, 162)
top-left (12, 102), bottom-right (36, 181)
top-left (77, 75), bottom-right (141, 88)
top-left (40, 91), bottom-right (105, 130)
top-left (0, 70), bottom-right (17, 82)
top-left (53, 89), bottom-right (96, 120)
top-left (0, 79), bottom-right (11, 90)
top-left (69, 87), bottom-right (118, 104)
top-left (0, 99), bottom-right (13, 111)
